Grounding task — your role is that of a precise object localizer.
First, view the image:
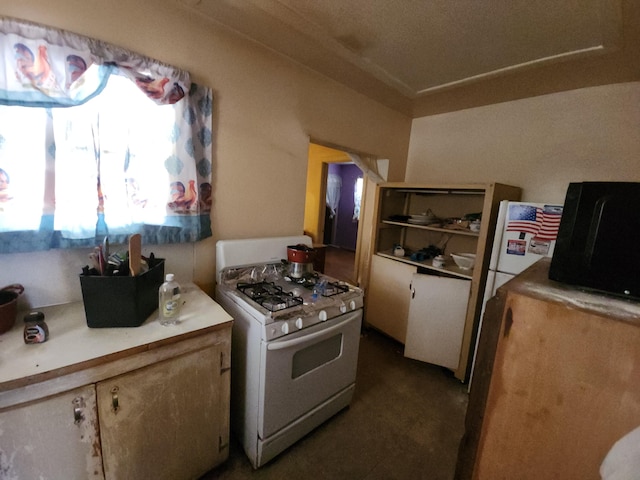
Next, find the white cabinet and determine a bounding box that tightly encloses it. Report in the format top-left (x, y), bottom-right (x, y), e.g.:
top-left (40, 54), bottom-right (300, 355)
top-left (0, 285), bottom-right (233, 479)
top-left (365, 254), bottom-right (416, 343)
top-left (405, 273), bottom-right (470, 370)
top-left (365, 183), bottom-right (520, 381)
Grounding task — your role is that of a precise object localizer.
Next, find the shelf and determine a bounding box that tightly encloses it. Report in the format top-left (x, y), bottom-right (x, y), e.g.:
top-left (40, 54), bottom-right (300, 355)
top-left (376, 251), bottom-right (474, 280)
top-left (393, 188), bottom-right (485, 195)
top-left (382, 220), bottom-right (480, 237)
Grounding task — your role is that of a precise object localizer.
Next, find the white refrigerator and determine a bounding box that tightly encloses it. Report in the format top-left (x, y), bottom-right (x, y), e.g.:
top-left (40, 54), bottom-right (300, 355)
top-left (469, 200), bottom-right (563, 388)
top-left (484, 200), bottom-right (564, 305)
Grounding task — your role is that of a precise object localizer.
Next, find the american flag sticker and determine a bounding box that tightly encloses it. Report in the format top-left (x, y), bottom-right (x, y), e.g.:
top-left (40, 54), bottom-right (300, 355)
top-left (506, 204), bottom-right (563, 241)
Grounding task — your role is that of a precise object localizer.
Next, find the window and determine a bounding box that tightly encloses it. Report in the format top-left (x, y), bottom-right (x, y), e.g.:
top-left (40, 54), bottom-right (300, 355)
top-left (0, 17), bottom-right (213, 253)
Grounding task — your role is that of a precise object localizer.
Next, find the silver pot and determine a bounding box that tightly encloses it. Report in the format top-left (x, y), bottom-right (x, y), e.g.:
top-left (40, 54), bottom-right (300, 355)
top-left (288, 261), bottom-right (314, 278)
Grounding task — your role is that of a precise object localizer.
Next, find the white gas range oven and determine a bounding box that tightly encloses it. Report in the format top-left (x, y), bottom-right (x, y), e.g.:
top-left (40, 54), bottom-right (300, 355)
top-left (215, 236), bottom-right (363, 468)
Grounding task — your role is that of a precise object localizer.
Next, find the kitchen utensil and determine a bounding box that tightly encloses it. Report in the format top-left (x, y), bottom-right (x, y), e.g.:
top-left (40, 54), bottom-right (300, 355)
top-left (103, 236), bottom-right (110, 260)
top-left (432, 255), bottom-right (446, 268)
top-left (287, 244), bottom-right (315, 264)
top-left (0, 284), bottom-right (24, 334)
top-left (129, 233), bottom-right (142, 276)
top-left (288, 261), bottom-right (314, 278)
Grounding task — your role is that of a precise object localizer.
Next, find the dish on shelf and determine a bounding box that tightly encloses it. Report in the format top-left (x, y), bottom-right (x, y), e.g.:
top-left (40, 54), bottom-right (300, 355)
top-left (388, 214), bottom-right (411, 222)
top-left (408, 218), bottom-right (440, 225)
top-left (451, 253), bottom-right (476, 270)
top-left (409, 210), bottom-right (440, 225)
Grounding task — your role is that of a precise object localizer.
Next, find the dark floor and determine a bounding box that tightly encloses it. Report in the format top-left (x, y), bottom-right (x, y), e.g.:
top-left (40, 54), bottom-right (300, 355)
top-left (323, 245), bottom-right (356, 283)
top-left (203, 328), bottom-right (469, 480)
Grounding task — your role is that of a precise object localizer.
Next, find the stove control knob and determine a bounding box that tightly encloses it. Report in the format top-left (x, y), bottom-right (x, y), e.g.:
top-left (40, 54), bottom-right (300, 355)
top-left (319, 310), bottom-right (328, 321)
top-left (349, 300), bottom-right (357, 311)
top-left (295, 318), bottom-right (304, 329)
top-left (281, 322), bottom-right (290, 335)
top-left (339, 303), bottom-right (347, 313)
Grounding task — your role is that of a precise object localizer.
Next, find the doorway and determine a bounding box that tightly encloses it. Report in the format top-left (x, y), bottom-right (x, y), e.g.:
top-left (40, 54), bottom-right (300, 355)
top-left (304, 143), bottom-right (363, 283)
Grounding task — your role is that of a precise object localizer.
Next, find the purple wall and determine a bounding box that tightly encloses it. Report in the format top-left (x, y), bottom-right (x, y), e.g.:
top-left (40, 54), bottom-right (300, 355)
top-left (327, 163), bottom-right (362, 250)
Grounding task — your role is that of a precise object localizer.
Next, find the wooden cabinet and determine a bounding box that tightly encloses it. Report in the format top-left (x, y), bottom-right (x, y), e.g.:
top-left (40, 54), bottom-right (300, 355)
top-left (0, 285), bottom-right (233, 480)
top-left (365, 183), bottom-right (520, 381)
top-left (0, 384), bottom-right (103, 478)
top-left (456, 258), bottom-right (640, 480)
top-left (98, 344), bottom-right (229, 479)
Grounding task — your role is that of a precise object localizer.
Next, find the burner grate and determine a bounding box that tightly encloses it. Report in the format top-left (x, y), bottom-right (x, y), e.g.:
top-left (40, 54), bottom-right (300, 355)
top-left (237, 281), bottom-right (303, 312)
top-left (322, 281), bottom-right (349, 297)
top-left (291, 277), bottom-right (349, 297)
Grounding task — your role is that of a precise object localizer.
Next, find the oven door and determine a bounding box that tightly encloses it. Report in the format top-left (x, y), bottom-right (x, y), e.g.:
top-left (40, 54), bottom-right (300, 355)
top-left (258, 309), bottom-right (362, 439)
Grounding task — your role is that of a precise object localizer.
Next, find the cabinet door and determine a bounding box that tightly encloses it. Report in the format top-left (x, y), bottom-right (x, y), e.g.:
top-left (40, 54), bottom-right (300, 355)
top-left (97, 343), bottom-right (229, 480)
top-left (0, 385), bottom-right (103, 479)
top-left (475, 292), bottom-right (640, 479)
top-left (404, 273), bottom-right (470, 370)
top-left (365, 254), bottom-right (416, 342)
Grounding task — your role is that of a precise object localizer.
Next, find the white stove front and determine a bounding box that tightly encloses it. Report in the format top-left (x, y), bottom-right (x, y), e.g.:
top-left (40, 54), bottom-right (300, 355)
top-left (214, 236), bottom-right (363, 469)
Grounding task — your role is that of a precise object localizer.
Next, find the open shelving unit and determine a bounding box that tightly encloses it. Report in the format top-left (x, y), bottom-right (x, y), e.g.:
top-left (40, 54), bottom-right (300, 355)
top-left (365, 182), bottom-right (521, 382)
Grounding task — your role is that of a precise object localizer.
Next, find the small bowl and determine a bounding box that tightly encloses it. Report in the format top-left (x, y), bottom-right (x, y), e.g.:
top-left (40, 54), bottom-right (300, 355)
top-left (450, 253), bottom-right (476, 270)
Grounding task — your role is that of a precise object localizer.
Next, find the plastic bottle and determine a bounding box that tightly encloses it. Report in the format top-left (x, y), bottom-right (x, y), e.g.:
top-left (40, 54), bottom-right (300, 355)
top-left (159, 273), bottom-right (181, 325)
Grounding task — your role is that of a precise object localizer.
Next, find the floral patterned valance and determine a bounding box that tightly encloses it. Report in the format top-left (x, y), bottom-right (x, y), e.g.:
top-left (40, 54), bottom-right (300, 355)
top-left (0, 16), bottom-right (189, 107)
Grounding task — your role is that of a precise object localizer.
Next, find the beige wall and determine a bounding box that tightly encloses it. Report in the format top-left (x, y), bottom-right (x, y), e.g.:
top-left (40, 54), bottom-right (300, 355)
top-left (0, 0), bottom-right (411, 306)
top-left (407, 82), bottom-right (640, 203)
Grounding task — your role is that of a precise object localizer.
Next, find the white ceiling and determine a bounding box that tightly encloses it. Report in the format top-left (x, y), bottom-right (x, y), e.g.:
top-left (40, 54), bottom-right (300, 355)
top-left (178, 0), bottom-right (625, 116)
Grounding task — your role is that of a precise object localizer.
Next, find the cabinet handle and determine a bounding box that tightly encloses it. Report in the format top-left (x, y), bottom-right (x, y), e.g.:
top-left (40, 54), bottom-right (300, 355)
top-left (411, 287), bottom-right (415, 299)
top-left (72, 396), bottom-right (85, 425)
top-left (220, 351), bottom-right (230, 374)
top-left (503, 308), bottom-right (513, 338)
top-left (111, 386), bottom-right (120, 413)
top-left (219, 435), bottom-right (229, 452)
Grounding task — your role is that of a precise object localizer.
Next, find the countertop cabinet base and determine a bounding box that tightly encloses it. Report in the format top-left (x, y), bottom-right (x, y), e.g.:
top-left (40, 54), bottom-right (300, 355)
top-left (0, 286), bottom-right (233, 480)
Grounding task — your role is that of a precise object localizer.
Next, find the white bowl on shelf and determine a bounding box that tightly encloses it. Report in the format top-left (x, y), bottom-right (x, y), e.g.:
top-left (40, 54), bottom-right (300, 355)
top-left (450, 253), bottom-right (476, 270)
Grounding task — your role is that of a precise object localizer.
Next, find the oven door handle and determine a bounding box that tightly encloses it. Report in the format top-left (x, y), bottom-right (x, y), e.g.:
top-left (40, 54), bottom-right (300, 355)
top-left (267, 312), bottom-right (359, 351)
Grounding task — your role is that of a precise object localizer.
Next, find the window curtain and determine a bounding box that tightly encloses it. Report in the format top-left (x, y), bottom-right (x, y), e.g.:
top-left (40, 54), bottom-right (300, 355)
top-left (326, 173), bottom-right (342, 219)
top-left (353, 177), bottom-right (363, 221)
top-left (0, 17), bottom-right (213, 253)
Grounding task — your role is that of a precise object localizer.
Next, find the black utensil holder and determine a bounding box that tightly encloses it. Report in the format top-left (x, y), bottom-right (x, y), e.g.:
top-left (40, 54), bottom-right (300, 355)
top-left (79, 258), bottom-right (165, 328)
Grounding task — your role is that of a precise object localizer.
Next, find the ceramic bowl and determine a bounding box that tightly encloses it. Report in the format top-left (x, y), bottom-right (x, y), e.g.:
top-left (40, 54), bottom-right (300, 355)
top-left (451, 253), bottom-right (476, 270)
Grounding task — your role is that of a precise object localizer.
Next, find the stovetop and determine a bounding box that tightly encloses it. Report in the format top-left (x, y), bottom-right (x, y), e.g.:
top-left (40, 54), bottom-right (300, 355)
top-left (236, 277), bottom-right (349, 313)
top-left (217, 262), bottom-right (364, 324)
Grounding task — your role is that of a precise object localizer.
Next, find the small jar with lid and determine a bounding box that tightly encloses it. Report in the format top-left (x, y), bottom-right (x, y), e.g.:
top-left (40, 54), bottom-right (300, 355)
top-left (432, 255), bottom-right (446, 268)
top-left (24, 311), bottom-right (49, 344)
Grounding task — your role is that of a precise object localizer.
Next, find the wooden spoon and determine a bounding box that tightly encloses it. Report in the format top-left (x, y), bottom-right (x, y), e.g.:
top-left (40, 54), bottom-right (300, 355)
top-left (128, 234), bottom-right (142, 276)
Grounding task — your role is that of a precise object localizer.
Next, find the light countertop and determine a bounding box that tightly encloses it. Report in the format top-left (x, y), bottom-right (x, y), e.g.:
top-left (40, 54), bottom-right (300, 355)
top-left (0, 283), bottom-right (233, 392)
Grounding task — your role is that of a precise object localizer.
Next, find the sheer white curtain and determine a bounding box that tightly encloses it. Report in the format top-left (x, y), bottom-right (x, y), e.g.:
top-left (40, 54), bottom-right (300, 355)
top-left (326, 173), bottom-right (342, 218)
